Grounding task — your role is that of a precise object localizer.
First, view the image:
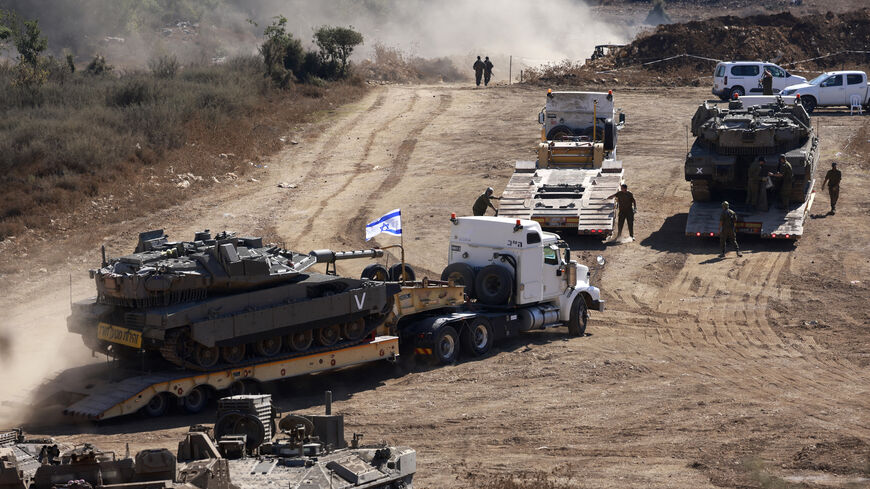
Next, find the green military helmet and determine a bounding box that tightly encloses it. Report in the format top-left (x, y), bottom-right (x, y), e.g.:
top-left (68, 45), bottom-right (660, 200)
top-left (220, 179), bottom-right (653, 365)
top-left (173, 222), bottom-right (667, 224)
top-left (722, 201), bottom-right (729, 209)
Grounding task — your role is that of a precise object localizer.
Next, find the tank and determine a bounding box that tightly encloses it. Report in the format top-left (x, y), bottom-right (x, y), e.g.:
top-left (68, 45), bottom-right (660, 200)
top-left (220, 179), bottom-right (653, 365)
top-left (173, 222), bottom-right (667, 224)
top-left (68, 230), bottom-right (400, 371)
top-left (684, 96), bottom-right (818, 204)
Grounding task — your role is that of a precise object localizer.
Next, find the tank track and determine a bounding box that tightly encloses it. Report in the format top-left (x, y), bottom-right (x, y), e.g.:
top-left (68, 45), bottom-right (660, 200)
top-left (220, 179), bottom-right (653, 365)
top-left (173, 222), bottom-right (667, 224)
top-left (158, 320), bottom-right (384, 373)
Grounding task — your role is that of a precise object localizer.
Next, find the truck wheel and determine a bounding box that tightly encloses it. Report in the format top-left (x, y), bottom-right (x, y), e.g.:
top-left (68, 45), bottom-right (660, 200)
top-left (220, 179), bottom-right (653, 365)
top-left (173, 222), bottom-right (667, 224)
top-left (254, 336), bottom-right (282, 357)
top-left (462, 318), bottom-right (493, 356)
top-left (474, 265), bottom-right (514, 306)
top-left (729, 86), bottom-right (744, 99)
top-left (182, 387), bottom-right (209, 414)
top-left (432, 325), bottom-right (460, 365)
top-left (441, 263), bottom-right (476, 298)
top-left (567, 295), bottom-right (588, 337)
top-left (142, 393), bottom-right (170, 417)
top-left (388, 263), bottom-right (416, 282)
top-left (546, 125), bottom-right (574, 140)
top-left (801, 95), bottom-right (817, 113)
top-left (361, 264), bottom-right (389, 281)
top-left (285, 330), bottom-right (313, 351)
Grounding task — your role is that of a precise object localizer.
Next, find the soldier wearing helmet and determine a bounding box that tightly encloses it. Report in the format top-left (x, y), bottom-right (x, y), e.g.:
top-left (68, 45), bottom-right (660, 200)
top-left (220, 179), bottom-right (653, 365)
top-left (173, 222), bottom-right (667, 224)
top-left (719, 201), bottom-right (742, 258)
top-left (473, 187), bottom-right (500, 216)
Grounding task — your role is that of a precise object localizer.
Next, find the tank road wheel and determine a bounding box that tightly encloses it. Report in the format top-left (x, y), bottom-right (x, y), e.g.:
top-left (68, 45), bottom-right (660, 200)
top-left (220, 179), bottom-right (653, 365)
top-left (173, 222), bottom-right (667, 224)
top-left (361, 264), bottom-right (389, 281)
top-left (316, 325), bottom-right (341, 347)
top-left (182, 386), bottom-right (209, 414)
top-left (388, 263), bottom-right (416, 282)
top-left (546, 125), bottom-right (574, 140)
top-left (254, 336), bottom-right (282, 357)
top-left (342, 318), bottom-right (367, 341)
top-left (142, 393), bottom-right (170, 417)
top-left (461, 318), bottom-right (493, 357)
top-left (192, 344), bottom-right (220, 369)
top-left (474, 264), bottom-right (514, 306)
top-left (285, 330), bottom-right (313, 352)
top-left (567, 295), bottom-right (588, 337)
top-left (432, 325), bottom-right (460, 365)
top-left (221, 344), bottom-right (246, 364)
top-left (441, 263), bottom-right (476, 298)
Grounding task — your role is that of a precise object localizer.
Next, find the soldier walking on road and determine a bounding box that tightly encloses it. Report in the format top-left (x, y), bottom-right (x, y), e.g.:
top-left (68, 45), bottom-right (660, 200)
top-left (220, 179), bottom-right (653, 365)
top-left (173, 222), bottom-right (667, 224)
top-left (607, 183), bottom-right (637, 240)
top-left (473, 187), bottom-right (500, 216)
top-left (483, 56), bottom-right (494, 86)
top-left (821, 161), bottom-right (842, 214)
top-left (719, 201), bottom-right (742, 258)
top-left (473, 56), bottom-right (485, 87)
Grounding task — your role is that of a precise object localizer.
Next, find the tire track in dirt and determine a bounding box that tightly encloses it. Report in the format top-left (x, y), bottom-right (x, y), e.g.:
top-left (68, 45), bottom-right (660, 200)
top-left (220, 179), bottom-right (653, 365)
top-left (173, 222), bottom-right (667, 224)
top-left (297, 91), bottom-right (421, 236)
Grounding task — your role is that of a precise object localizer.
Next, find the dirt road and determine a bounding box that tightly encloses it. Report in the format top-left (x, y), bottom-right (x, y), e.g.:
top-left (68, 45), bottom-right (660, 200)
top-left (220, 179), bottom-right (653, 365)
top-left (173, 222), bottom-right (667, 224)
top-left (2, 84), bottom-right (868, 488)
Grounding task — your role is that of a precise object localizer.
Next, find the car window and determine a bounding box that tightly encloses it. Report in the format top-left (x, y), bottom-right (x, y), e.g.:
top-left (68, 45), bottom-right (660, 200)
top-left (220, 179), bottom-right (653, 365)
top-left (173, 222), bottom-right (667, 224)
top-left (526, 232), bottom-right (541, 244)
top-left (543, 246), bottom-right (558, 265)
top-left (821, 75), bottom-right (843, 87)
top-left (847, 74), bottom-right (864, 85)
top-left (715, 65), bottom-right (725, 77)
top-left (731, 65), bottom-right (759, 77)
top-left (765, 65), bottom-right (785, 77)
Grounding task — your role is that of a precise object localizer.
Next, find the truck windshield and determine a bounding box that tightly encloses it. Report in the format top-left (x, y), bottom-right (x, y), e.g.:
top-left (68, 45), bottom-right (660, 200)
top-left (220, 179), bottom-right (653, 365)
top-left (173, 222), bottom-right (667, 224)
top-left (808, 74), bottom-right (829, 85)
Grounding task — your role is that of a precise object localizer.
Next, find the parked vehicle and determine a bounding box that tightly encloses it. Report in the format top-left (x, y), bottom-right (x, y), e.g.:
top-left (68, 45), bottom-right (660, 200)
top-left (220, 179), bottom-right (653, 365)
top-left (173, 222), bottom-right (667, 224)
top-left (712, 61), bottom-right (806, 100)
top-left (781, 70), bottom-right (870, 113)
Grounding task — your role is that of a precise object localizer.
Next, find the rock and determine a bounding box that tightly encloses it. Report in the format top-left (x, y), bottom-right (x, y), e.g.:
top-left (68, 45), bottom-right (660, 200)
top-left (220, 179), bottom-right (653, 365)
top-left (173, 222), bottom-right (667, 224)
top-left (212, 176), bottom-right (220, 183)
top-left (176, 180), bottom-right (191, 189)
top-left (291, 140), bottom-right (299, 145)
top-left (277, 182), bottom-right (297, 189)
top-left (248, 177), bottom-right (259, 183)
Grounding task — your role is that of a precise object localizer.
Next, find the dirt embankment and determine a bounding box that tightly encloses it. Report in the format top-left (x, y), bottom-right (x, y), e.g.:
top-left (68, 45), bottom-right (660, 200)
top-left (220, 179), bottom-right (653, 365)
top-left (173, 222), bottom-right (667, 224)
top-left (526, 8), bottom-right (870, 87)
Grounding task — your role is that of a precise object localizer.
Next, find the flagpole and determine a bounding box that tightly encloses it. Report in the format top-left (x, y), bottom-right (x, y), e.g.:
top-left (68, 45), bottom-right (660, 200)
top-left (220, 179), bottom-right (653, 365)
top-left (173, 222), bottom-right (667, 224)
top-left (400, 214), bottom-right (406, 283)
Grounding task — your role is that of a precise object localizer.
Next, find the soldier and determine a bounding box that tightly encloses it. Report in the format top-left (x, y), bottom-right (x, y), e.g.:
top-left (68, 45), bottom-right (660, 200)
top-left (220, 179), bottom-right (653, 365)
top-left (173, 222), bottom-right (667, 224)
top-left (776, 154), bottom-right (793, 209)
top-left (607, 183), bottom-right (637, 240)
top-left (719, 201), bottom-right (742, 258)
top-left (473, 187), bottom-right (500, 216)
top-left (483, 56), bottom-right (494, 86)
top-left (761, 68), bottom-right (773, 95)
top-left (821, 161), bottom-right (841, 214)
top-left (746, 156), bottom-right (763, 209)
top-left (473, 56), bottom-right (485, 87)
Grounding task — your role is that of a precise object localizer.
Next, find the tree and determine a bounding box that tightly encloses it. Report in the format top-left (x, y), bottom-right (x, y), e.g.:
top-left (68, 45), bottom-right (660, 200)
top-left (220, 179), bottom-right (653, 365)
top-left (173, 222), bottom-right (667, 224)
top-left (15, 19), bottom-right (47, 66)
top-left (259, 15), bottom-right (304, 87)
top-left (313, 26), bottom-right (363, 77)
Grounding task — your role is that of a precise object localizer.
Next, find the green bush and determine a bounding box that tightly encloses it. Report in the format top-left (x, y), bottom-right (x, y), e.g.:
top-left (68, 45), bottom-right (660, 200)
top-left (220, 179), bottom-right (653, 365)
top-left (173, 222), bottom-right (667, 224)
top-left (148, 55), bottom-right (179, 79)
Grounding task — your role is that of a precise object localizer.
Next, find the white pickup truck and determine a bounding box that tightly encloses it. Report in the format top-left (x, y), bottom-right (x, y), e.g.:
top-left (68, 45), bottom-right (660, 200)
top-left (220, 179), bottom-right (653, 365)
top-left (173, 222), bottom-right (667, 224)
top-left (781, 70), bottom-right (870, 113)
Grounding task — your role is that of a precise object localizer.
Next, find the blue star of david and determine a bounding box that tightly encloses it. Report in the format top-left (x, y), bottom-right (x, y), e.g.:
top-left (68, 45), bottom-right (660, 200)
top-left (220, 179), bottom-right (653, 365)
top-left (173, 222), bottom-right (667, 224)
top-left (381, 223), bottom-right (392, 231)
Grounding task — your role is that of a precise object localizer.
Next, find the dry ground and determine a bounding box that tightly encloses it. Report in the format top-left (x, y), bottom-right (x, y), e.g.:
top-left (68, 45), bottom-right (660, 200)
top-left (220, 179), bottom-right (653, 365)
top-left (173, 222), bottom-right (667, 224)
top-left (1, 84), bottom-right (868, 488)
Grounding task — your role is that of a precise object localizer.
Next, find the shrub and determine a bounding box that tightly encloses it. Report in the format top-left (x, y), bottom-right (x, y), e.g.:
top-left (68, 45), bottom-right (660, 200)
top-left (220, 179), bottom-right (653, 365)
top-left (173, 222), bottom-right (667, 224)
top-left (148, 54), bottom-right (179, 79)
top-left (313, 26), bottom-right (363, 77)
top-left (106, 78), bottom-right (158, 107)
top-left (86, 54), bottom-right (112, 76)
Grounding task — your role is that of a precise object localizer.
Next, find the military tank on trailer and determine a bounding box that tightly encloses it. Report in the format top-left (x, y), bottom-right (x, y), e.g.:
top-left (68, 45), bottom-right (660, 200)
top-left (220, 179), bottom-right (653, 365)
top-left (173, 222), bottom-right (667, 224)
top-left (684, 95), bottom-right (819, 239)
top-left (68, 229), bottom-right (400, 371)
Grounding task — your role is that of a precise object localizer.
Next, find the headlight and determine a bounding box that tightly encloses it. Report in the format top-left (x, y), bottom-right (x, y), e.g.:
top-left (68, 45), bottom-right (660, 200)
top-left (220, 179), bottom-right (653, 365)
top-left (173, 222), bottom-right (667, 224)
top-left (781, 89), bottom-right (795, 95)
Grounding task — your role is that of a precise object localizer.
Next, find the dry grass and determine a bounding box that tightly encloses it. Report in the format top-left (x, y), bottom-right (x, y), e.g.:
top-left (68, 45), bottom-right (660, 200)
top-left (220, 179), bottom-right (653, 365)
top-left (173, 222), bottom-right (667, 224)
top-left (0, 56), bottom-right (367, 241)
top-left (356, 44), bottom-right (466, 83)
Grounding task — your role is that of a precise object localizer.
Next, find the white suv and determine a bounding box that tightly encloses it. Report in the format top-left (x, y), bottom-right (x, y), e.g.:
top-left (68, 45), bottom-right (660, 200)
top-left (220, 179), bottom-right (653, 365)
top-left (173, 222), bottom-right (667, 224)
top-left (712, 61), bottom-right (807, 100)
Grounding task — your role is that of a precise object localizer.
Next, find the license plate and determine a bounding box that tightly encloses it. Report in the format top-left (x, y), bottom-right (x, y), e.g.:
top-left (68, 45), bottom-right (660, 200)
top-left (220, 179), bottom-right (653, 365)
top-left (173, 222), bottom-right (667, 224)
top-left (546, 217), bottom-right (567, 226)
top-left (736, 222), bottom-right (762, 234)
top-left (97, 322), bottom-right (143, 348)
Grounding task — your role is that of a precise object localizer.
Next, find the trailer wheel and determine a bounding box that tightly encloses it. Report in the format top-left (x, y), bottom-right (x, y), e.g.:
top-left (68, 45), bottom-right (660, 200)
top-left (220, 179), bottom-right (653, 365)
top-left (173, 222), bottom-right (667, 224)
top-left (475, 265), bottom-right (514, 306)
top-left (546, 125), bottom-right (574, 140)
top-left (432, 325), bottom-right (460, 365)
top-left (142, 393), bottom-right (170, 417)
top-left (567, 295), bottom-right (588, 337)
top-left (221, 344), bottom-right (246, 364)
top-left (462, 318), bottom-right (493, 356)
top-left (388, 263), bottom-right (416, 282)
top-left (286, 330), bottom-right (313, 351)
top-left (316, 325), bottom-right (341, 347)
top-left (254, 336), bottom-right (282, 357)
top-left (361, 264), bottom-right (389, 281)
top-left (441, 263), bottom-right (476, 298)
top-left (182, 387), bottom-right (209, 414)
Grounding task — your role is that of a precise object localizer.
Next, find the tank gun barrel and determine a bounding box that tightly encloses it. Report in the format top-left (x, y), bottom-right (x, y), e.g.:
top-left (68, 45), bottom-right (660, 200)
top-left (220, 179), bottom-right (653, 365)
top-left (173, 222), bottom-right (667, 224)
top-left (309, 249), bottom-right (384, 264)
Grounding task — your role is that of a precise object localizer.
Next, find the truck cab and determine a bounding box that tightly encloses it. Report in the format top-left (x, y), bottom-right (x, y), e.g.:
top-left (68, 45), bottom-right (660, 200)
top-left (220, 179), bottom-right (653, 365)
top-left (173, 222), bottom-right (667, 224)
top-left (537, 91), bottom-right (623, 160)
top-left (782, 71), bottom-right (870, 113)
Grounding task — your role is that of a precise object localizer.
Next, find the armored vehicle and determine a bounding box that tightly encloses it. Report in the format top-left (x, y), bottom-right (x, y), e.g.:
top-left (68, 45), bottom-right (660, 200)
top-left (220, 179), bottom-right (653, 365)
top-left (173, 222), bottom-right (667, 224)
top-left (684, 95), bottom-right (819, 239)
top-left (68, 230), bottom-right (400, 371)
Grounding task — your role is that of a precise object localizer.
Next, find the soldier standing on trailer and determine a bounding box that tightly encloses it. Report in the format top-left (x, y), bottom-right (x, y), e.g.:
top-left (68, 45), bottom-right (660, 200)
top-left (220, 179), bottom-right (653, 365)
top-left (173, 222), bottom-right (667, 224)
top-left (719, 201), bottom-right (742, 258)
top-left (821, 161), bottom-right (842, 214)
top-left (746, 156), bottom-right (763, 209)
top-left (761, 68), bottom-right (773, 95)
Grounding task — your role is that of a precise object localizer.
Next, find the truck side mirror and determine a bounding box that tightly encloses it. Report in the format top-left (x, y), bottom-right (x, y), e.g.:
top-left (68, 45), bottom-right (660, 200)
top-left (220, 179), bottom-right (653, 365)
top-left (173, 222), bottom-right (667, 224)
top-left (538, 111), bottom-right (545, 125)
top-left (618, 113), bottom-right (626, 126)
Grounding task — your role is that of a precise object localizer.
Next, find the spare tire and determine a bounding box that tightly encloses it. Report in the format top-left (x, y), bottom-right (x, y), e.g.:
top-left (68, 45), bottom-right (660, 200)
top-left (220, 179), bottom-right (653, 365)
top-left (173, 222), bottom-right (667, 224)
top-left (546, 125), bottom-right (574, 140)
top-left (361, 264), bottom-right (389, 281)
top-left (441, 263), bottom-right (476, 298)
top-left (474, 264), bottom-right (514, 306)
top-left (603, 118), bottom-right (617, 151)
top-left (388, 263), bottom-right (416, 282)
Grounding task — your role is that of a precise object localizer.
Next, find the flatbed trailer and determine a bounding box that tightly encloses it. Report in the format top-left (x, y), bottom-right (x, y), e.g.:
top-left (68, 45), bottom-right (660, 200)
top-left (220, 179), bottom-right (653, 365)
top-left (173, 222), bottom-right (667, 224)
top-left (499, 159), bottom-right (624, 237)
top-left (685, 186), bottom-right (815, 240)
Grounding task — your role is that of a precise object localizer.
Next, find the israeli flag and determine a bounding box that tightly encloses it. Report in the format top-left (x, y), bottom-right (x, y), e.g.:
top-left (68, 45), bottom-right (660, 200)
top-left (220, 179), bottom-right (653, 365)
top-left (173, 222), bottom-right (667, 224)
top-left (366, 209), bottom-right (402, 241)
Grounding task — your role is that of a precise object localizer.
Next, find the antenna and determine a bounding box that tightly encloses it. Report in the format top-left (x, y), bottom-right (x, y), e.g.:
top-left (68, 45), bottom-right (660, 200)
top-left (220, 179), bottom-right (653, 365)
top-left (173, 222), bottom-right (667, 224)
top-left (685, 124), bottom-right (689, 155)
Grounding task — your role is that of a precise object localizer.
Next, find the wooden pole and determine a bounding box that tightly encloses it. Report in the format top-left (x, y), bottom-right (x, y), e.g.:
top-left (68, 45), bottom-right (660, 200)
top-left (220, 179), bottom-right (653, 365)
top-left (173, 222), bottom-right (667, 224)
top-left (509, 55), bottom-right (512, 85)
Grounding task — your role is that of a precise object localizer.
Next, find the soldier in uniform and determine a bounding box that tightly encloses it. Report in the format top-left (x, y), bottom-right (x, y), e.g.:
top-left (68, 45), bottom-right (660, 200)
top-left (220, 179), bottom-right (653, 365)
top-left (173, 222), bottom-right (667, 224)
top-left (473, 187), bottom-right (500, 216)
top-left (607, 183), bottom-right (637, 240)
top-left (746, 156), bottom-right (763, 209)
top-left (761, 68), bottom-right (773, 95)
top-left (776, 154), bottom-right (793, 209)
top-left (473, 56), bottom-right (485, 87)
top-left (483, 56), bottom-right (494, 86)
top-left (821, 161), bottom-right (842, 214)
top-left (719, 201), bottom-right (742, 258)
